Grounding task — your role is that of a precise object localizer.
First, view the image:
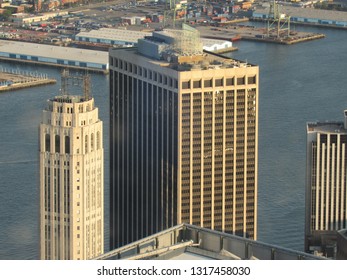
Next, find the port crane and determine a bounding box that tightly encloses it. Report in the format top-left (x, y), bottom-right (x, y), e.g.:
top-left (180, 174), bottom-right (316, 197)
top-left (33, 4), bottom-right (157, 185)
top-left (266, 0), bottom-right (291, 39)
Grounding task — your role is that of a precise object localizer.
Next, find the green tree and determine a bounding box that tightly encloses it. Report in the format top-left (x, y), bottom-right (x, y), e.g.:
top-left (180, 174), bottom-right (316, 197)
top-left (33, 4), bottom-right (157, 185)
top-left (0, 9), bottom-right (13, 21)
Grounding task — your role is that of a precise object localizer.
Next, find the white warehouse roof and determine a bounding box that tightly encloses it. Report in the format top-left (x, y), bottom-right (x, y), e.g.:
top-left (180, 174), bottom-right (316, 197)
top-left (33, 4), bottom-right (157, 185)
top-left (0, 40), bottom-right (108, 64)
top-left (76, 28), bottom-right (150, 44)
top-left (0, 40), bottom-right (108, 72)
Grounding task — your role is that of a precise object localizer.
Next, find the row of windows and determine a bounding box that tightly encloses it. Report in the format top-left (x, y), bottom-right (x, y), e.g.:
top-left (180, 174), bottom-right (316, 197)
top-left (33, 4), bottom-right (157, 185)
top-left (111, 58), bottom-right (179, 89)
top-left (182, 76), bottom-right (256, 89)
top-left (44, 132), bottom-right (101, 154)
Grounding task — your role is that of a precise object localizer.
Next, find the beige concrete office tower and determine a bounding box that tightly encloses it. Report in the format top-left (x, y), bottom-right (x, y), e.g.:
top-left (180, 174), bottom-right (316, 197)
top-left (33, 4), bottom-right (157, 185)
top-left (39, 91), bottom-right (104, 260)
top-left (305, 111), bottom-right (347, 257)
top-left (109, 25), bottom-right (258, 249)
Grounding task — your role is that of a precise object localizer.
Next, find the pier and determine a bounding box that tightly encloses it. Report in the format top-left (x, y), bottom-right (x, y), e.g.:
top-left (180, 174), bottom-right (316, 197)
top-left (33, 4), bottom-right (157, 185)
top-left (197, 25), bottom-right (325, 45)
top-left (0, 69), bottom-right (56, 92)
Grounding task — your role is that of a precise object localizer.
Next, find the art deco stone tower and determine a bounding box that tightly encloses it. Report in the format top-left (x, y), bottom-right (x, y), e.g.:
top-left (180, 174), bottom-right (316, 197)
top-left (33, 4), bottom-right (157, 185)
top-left (39, 72), bottom-right (104, 260)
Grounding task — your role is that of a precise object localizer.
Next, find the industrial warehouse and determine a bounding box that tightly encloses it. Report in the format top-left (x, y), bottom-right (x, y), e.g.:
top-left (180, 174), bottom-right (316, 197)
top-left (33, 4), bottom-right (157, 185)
top-left (253, 6), bottom-right (347, 27)
top-left (75, 28), bottom-right (150, 46)
top-left (0, 40), bottom-right (108, 73)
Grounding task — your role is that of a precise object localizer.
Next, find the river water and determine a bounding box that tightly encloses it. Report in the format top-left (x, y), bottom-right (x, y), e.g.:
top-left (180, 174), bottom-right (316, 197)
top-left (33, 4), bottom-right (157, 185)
top-left (0, 24), bottom-right (346, 259)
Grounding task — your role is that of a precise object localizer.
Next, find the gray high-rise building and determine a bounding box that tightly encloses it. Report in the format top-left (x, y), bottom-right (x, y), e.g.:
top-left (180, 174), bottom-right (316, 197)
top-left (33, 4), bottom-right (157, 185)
top-left (109, 26), bottom-right (259, 249)
top-left (305, 110), bottom-right (347, 257)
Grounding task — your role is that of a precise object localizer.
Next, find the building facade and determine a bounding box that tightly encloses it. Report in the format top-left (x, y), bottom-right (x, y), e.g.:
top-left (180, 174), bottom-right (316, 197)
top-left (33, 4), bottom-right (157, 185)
top-left (39, 90), bottom-right (104, 260)
top-left (305, 111), bottom-right (347, 257)
top-left (109, 26), bottom-right (258, 249)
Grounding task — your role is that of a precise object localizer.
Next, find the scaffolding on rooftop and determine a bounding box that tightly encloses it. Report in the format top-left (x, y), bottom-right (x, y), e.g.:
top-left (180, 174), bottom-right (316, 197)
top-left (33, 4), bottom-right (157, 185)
top-left (168, 24), bottom-right (203, 56)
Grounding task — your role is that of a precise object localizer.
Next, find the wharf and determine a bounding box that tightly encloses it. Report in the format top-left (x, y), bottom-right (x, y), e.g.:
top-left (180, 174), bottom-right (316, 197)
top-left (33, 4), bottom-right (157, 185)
top-left (241, 33), bottom-right (326, 45)
top-left (196, 25), bottom-right (325, 45)
top-left (0, 72), bottom-right (56, 92)
top-left (213, 46), bottom-right (238, 53)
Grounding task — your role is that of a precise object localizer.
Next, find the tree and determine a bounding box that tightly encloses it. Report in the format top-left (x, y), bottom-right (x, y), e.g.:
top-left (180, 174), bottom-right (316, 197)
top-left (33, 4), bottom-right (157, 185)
top-left (0, 10), bottom-right (13, 21)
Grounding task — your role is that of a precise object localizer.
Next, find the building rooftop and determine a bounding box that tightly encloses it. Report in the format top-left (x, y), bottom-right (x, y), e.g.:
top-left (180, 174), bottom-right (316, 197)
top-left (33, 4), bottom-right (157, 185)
top-left (113, 25), bottom-right (251, 71)
top-left (51, 95), bottom-right (91, 104)
top-left (76, 28), bottom-right (150, 44)
top-left (307, 121), bottom-right (347, 134)
top-left (95, 224), bottom-right (324, 260)
top-left (0, 40), bottom-right (108, 64)
top-left (338, 229), bottom-right (347, 239)
top-left (112, 46), bottom-right (254, 72)
top-left (254, 6), bottom-right (347, 22)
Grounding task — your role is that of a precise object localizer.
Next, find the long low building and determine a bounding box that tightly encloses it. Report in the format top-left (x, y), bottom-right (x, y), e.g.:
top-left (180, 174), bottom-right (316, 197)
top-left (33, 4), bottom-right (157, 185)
top-left (0, 40), bottom-right (108, 72)
top-left (75, 28), bottom-right (150, 46)
top-left (75, 28), bottom-right (233, 51)
top-left (253, 6), bottom-right (347, 27)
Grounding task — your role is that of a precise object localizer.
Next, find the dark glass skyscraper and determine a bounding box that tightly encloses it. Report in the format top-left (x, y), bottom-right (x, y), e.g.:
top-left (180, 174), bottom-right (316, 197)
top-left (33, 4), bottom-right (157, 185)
top-left (109, 27), bottom-right (259, 249)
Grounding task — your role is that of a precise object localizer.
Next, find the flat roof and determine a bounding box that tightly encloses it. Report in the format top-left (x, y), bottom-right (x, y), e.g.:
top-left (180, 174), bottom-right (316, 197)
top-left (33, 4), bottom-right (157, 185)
top-left (255, 6), bottom-right (347, 22)
top-left (307, 121), bottom-right (347, 134)
top-left (76, 28), bottom-right (149, 43)
top-left (0, 40), bottom-right (108, 64)
top-left (201, 38), bottom-right (232, 47)
top-left (111, 47), bottom-right (254, 72)
top-left (95, 224), bottom-right (325, 260)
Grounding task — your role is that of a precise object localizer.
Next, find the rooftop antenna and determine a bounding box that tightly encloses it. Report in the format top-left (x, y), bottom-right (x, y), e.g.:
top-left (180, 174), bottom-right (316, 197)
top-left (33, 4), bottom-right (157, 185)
top-left (61, 69), bottom-right (69, 96)
top-left (60, 69), bottom-right (91, 100)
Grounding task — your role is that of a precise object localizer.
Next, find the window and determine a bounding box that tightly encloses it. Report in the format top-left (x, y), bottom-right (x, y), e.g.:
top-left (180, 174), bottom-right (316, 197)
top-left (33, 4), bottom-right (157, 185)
top-left (85, 135), bottom-right (88, 153)
top-left (193, 80), bottom-right (201, 88)
top-left (65, 136), bottom-right (70, 154)
top-left (91, 133), bottom-right (94, 151)
top-left (204, 79), bottom-right (212, 88)
top-left (97, 132), bottom-right (100, 150)
top-left (55, 135), bottom-right (60, 153)
top-left (248, 76), bottom-right (256, 84)
top-left (215, 78), bottom-right (224, 87)
top-left (226, 77), bottom-right (234, 86)
top-left (45, 134), bottom-right (50, 152)
top-left (182, 81), bottom-right (190, 89)
top-left (237, 77), bottom-right (245, 85)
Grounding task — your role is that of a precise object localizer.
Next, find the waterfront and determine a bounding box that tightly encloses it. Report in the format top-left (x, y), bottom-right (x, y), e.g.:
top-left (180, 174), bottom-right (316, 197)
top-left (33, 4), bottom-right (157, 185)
top-left (0, 24), bottom-right (346, 259)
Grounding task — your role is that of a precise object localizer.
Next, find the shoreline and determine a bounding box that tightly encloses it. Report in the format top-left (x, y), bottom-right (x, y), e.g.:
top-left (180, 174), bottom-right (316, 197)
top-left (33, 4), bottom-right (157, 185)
top-left (0, 72), bottom-right (56, 92)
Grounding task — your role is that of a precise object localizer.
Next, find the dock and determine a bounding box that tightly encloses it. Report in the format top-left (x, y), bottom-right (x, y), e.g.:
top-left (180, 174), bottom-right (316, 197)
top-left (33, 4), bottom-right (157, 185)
top-left (0, 71), bottom-right (56, 92)
top-left (241, 33), bottom-right (326, 45)
top-left (196, 25), bottom-right (325, 45)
